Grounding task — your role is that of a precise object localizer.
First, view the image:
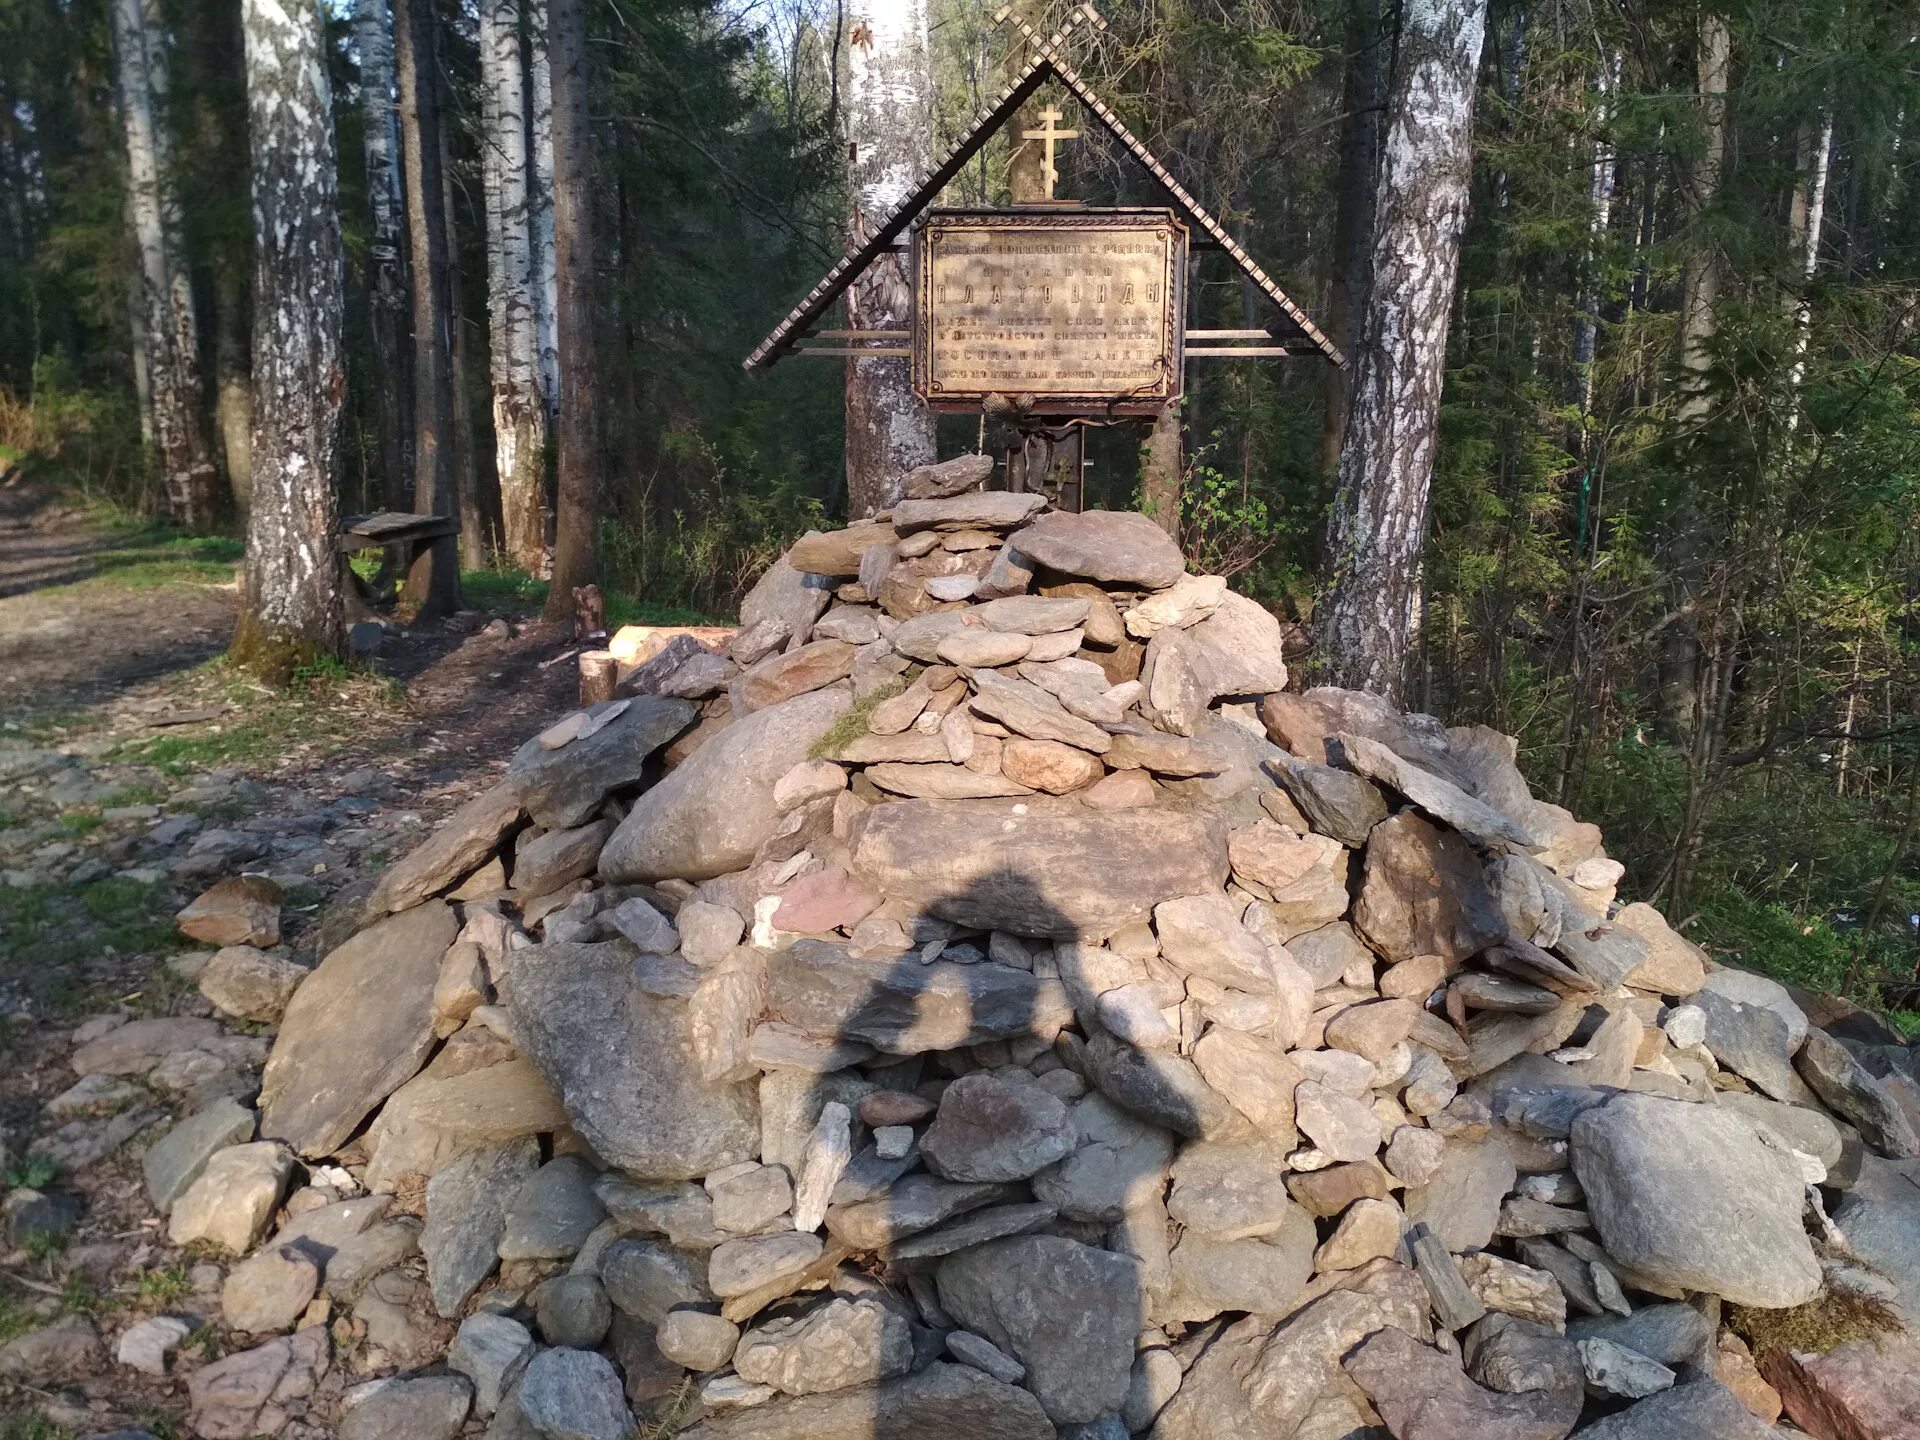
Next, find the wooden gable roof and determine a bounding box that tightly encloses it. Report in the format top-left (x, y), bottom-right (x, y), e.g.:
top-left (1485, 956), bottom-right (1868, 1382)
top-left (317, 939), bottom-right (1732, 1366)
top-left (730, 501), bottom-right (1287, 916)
top-left (742, 5), bottom-right (1343, 371)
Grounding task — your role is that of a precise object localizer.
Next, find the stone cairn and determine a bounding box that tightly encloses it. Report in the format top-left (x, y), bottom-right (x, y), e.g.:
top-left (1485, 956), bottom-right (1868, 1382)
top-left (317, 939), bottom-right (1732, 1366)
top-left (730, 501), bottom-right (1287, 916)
top-left (108, 454), bottom-right (1920, 1437)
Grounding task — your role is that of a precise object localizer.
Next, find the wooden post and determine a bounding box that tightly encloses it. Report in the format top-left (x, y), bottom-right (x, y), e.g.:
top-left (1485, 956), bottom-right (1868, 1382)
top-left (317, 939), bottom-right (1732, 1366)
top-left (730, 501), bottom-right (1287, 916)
top-left (578, 649), bottom-right (617, 705)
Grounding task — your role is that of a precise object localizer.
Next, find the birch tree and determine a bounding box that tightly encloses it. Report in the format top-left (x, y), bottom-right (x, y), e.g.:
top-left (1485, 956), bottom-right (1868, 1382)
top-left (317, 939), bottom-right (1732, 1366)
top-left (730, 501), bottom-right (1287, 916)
top-left (1318, 0), bottom-right (1490, 701)
top-left (110, 0), bottom-right (219, 530)
top-left (358, 0), bottom-right (411, 511)
top-left (527, 0), bottom-right (560, 412)
top-left (481, 0), bottom-right (551, 575)
top-left (844, 0), bottom-right (937, 517)
top-left (230, 0), bottom-right (345, 678)
top-left (543, 0), bottom-right (597, 620)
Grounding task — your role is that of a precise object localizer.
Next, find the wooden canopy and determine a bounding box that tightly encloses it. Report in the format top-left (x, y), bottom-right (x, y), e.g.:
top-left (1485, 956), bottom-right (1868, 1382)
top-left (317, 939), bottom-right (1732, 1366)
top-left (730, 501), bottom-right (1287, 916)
top-left (743, 4), bottom-right (1343, 372)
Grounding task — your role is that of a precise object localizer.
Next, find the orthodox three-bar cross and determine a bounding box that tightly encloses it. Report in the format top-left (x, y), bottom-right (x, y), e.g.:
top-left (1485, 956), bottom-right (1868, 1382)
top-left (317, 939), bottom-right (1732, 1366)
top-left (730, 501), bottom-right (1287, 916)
top-left (1021, 106), bottom-right (1080, 200)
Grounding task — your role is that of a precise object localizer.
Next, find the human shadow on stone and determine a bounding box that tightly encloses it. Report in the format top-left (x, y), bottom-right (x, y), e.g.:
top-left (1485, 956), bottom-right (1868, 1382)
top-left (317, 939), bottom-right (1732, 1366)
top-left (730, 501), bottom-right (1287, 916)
top-left (713, 866), bottom-right (1193, 1437)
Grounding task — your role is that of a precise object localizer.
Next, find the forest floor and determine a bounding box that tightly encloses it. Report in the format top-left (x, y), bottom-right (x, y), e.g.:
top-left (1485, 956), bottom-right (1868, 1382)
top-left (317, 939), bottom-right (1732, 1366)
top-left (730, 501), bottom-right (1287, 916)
top-left (0, 480), bottom-right (615, 1437)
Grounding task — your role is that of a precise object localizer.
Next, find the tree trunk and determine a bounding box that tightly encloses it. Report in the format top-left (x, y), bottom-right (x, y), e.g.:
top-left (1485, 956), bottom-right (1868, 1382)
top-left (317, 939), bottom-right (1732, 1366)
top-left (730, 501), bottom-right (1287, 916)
top-left (1318, 0), bottom-right (1388, 478)
top-left (1571, 54), bottom-right (1618, 432)
top-left (1786, 108), bottom-right (1833, 418)
top-left (527, 0), bottom-right (560, 415)
top-left (843, 0), bottom-right (937, 518)
top-left (394, 0), bottom-right (461, 617)
top-left (543, 0), bottom-right (598, 621)
top-left (358, 0), bottom-right (411, 513)
top-left (230, 0), bottom-right (344, 679)
top-left (110, 0), bottom-right (219, 529)
top-left (1658, 13), bottom-right (1731, 743)
top-left (1317, 0), bottom-right (1490, 701)
top-left (482, 0), bottom-right (552, 575)
top-left (437, 47), bottom-right (488, 569)
top-left (1140, 403), bottom-right (1182, 538)
top-left (1675, 13), bottom-right (1729, 425)
top-left (213, 262), bottom-right (252, 513)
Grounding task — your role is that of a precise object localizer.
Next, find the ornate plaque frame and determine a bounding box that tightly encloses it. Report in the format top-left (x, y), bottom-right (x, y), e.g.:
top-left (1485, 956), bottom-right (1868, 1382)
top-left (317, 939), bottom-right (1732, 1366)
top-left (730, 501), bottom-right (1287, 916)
top-left (912, 207), bottom-right (1186, 416)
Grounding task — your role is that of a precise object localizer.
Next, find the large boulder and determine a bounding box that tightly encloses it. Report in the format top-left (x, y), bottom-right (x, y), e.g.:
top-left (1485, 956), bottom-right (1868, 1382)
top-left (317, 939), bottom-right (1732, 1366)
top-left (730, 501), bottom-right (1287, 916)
top-left (601, 687), bottom-right (852, 882)
top-left (259, 901), bottom-right (457, 1157)
top-left (1570, 1093), bottom-right (1822, 1308)
top-left (507, 696), bottom-right (698, 829)
top-left (852, 798), bottom-right (1228, 939)
top-left (504, 941), bottom-right (758, 1179)
top-left (1004, 510), bottom-right (1186, 590)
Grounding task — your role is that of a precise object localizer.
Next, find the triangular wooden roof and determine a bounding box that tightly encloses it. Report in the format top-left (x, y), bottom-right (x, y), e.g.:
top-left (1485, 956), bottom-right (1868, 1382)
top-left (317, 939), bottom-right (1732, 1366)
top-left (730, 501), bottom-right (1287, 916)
top-left (743, 5), bottom-right (1343, 370)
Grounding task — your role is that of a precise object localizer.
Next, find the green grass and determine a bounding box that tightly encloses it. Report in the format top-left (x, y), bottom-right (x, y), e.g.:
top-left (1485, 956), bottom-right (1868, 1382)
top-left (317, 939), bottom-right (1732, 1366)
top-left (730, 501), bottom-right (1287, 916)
top-left (0, 876), bottom-right (182, 1014)
top-left (133, 1263), bottom-right (192, 1306)
top-left (459, 566), bottom-right (725, 628)
top-left (65, 527), bottom-right (244, 592)
top-left (0, 1416), bottom-right (72, 1440)
top-left (0, 1292), bottom-right (44, 1349)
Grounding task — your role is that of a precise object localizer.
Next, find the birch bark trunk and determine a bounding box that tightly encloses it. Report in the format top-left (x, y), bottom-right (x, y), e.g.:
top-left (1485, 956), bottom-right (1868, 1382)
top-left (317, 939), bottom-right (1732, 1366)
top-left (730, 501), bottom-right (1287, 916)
top-left (1571, 54), bottom-right (1618, 430)
top-left (543, 0), bottom-right (599, 621)
top-left (527, 0), bottom-right (561, 416)
top-left (395, 0), bottom-right (461, 617)
top-left (844, 0), bottom-right (937, 518)
top-left (1786, 109), bottom-right (1833, 419)
top-left (1675, 13), bottom-right (1729, 425)
top-left (482, 0), bottom-right (551, 575)
top-left (230, 0), bottom-right (344, 678)
top-left (1317, 0), bottom-right (1491, 701)
top-left (110, 0), bottom-right (219, 529)
top-left (358, 0), bottom-right (412, 512)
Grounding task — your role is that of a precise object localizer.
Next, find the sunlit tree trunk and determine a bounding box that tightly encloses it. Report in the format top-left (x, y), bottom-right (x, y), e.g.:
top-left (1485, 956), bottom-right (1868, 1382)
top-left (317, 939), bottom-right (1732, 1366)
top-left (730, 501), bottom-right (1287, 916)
top-left (110, 0), bottom-right (218, 529)
top-left (527, 0), bottom-right (560, 415)
top-left (1786, 108), bottom-right (1833, 421)
top-left (481, 0), bottom-right (551, 576)
top-left (1318, 0), bottom-right (1490, 701)
top-left (543, 0), bottom-right (598, 621)
top-left (1571, 53), bottom-right (1618, 431)
top-left (395, 0), bottom-right (461, 617)
top-left (230, 0), bottom-right (344, 679)
top-left (358, 0), bottom-right (411, 513)
top-left (843, 0), bottom-right (936, 518)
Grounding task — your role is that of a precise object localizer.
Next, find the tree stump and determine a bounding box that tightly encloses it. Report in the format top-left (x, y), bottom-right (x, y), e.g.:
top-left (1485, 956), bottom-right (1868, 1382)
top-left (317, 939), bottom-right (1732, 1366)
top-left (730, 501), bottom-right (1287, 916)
top-left (578, 649), bottom-right (617, 706)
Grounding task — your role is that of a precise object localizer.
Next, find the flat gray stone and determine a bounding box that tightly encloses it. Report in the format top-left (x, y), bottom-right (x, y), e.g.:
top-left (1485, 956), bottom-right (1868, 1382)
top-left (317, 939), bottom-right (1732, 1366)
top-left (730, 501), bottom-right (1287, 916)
top-left (1333, 732), bottom-right (1545, 848)
top-left (504, 940), bottom-right (758, 1180)
top-left (508, 696), bottom-right (699, 828)
top-left (1004, 510), bottom-right (1185, 589)
top-left (1570, 1092), bottom-right (1821, 1307)
top-left (827, 1175), bottom-right (1012, 1249)
top-left (922, 1073), bottom-right (1073, 1183)
top-left (708, 1231), bottom-right (824, 1297)
top-left (1163, 1218), bottom-right (1316, 1325)
top-left (1694, 989), bottom-right (1800, 1100)
top-left (368, 782), bottom-right (523, 913)
top-left (600, 688), bottom-right (852, 882)
top-left (258, 901), bottom-right (458, 1157)
top-left (1080, 1029), bottom-right (1250, 1140)
top-left (142, 1096), bottom-right (255, 1211)
top-left (498, 1156), bottom-right (608, 1261)
top-left (853, 798), bottom-right (1228, 939)
top-left (674, 1361), bottom-right (1054, 1439)
top-left (888, 1202), bottom-right (1059, 1263)
top-left (1833, 1155), bottom-right (1920, 1328)
top-left (599, 1237), bottom-right (712, 1325)
top-left (1265, 753), bottom-right (1388, 847)
top-left (1032, 1092), bottom-right (1176, 1224)
top-left (1402, 1137), bottom-right (1517, 1253)
top-left (1797, 1026), bottom-right (1920, 1157)
top-left (517, 1346), bottom-right (633, 1440)
top-left (766, 941), bottom-right (1072, 1054)
top-left (734, 1295), bottom-right (915, 1396)
top-left (340, 1374), bottom-right (472, 1440)
top-left (221, 1244), bottom-right (320, 1333)
top-left (422, 1137), bottom-right (539, 1317)
top-left (447, 1312), bottom-right (535, 1416)
top-left (1344, 1324), bottom-right (1581, 1440)
top-left (1571, 1377), bottom-right (1783, 1439)
top-left (937, 1235), bottom-right (1141, 1425)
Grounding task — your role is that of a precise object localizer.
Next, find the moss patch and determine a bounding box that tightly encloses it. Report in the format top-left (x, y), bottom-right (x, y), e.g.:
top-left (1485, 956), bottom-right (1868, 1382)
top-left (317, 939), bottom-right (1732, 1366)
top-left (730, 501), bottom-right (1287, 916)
top-left (1729, 1285), bottom-right (1904, 1358)
top-left (810, 678), bottom-right (906, 760)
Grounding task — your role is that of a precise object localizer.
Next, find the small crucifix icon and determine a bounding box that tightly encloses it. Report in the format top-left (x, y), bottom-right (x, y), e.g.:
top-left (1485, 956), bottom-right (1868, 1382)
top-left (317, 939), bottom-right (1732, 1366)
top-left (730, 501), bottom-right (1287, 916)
top-left (1021, 106), bottom-right (1079, 200)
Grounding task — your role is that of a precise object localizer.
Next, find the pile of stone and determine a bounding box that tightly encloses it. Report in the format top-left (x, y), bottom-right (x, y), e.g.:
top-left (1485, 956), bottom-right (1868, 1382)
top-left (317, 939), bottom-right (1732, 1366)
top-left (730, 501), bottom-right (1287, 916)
top-left (78, 459), bottom-right (1920, 1438)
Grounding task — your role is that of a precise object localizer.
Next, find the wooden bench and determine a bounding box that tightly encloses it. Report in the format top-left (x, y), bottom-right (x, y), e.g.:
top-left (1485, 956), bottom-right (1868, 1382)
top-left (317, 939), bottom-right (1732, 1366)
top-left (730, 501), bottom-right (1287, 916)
top-left (338, 511), bottom-right (460, 614)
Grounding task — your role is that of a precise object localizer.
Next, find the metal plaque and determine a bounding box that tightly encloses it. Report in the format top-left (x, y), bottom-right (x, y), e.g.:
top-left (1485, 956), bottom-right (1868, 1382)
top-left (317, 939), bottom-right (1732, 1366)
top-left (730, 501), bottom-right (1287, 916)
top-left (914, 208), bottom-right (1185, 414)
